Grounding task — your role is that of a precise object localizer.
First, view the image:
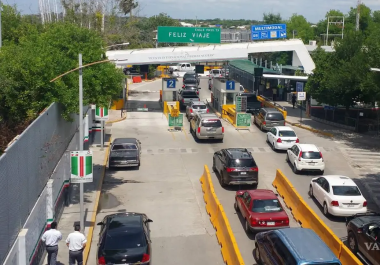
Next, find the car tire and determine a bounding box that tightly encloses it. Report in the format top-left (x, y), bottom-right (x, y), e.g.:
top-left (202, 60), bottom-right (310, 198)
top-left (266, 136), bottom-right (269, 143)
top-left (245, 219), bottom-right (251, 234)
top-left (309, 185), bottom-right (313, 197)
top-left (272, 142), bottom-right (276, 151)
top-left (254, 246), bottom-right (262, 265)
top-left (348, 232), bottom-right (358, 254)
top-left (293, 163), bottom-right (298, 174)
top-left (320, 170), bottom-right (324, 175)
top-left (286, 154), bottom-right (290, 162)
top-left (212, 158), bottom-right (217, 172)
top-left (234, 200), bottom-right (239, 212)
top-left (323, 202), bottom-right (330, 217)
top-left (260, 124), bottom-right (264, 131)
top-left (219, 138), bottom-right (223, 143)
top-left (219, 173), bottom-right (227, 187)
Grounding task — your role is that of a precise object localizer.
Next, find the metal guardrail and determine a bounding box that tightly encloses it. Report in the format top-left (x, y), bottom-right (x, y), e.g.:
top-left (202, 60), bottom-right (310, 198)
top-left (259, 95), bottom-right (287, 111)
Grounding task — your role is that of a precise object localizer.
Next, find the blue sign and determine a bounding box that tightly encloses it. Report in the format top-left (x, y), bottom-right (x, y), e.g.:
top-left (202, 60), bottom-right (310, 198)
top-left (167, 79), bottom-right (176, 88)
top-left (296, 82), bottom-right (304, 92)
top-left (226, 80), bottom-right (235, 90)
top-left (251, 24), bottom-right (287, 40)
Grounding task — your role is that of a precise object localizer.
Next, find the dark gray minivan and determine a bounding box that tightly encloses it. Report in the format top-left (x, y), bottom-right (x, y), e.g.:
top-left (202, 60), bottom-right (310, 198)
top-left (254, 108), bottom-right (285, 131)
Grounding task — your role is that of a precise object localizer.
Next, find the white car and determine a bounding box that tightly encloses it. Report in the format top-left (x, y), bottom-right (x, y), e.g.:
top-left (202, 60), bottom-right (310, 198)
top-left (309, 175), bottom-right (367, 217)
top-left (209, 69), bottom-right (223, 78)
top-left (266, 126), bottom-right (299, 151)
top-left (286, 144), bottom-right (325, 174)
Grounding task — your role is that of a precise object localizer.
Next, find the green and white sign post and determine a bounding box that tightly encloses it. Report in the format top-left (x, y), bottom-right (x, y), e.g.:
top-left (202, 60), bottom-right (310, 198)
top-left (70, 151), bottom-right (93, 183)
top-left (95, 106), bottom-right (109, 150)
top-left (157, 26), bottom-right (221, 44)
top-left (236, 113), bottom-right (251, 127)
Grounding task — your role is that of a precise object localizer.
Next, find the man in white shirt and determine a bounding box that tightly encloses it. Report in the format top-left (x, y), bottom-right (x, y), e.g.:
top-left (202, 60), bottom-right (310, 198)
top-left (66, 222), bottom-right (87, 265)
top-left (41, 221), bottom-right (62, 265)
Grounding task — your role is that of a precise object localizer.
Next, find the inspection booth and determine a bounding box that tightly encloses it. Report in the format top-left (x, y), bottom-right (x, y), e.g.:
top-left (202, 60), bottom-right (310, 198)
top-left (161, 77), bottom-right (178, 102)
top-left (211, 78), bottom-right (241, 113)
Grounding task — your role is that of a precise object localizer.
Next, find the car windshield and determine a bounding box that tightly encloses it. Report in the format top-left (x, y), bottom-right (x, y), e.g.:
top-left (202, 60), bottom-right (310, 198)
top-left (112, 144), bottom-right (137, 150)
top-left (105, 230), bottom-right (147, 249)
top-left (193, 105), bottom-right (207, 109)
top-left (252, 199), bottom-right (282, 213)
top-left (332, 186), bottom-right (362, 196)
top-left (230, 159), bottom-right (256, 167)
top-left (266, 113), bottom-right (284, 121)
top-left (201, 119), bottom-right (222, 127)
top-left (278, 131), bottom-right (296, 137)
top-left (301, 151), bottom-right (321, 159)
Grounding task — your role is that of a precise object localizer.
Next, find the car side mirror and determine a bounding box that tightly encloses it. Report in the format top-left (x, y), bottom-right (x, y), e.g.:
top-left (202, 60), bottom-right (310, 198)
top-left (97, 222), bottom-right (103, 225)
top-left (146, 219), bottom-right (153, 223)
top-left (198, 87), bottom-right (201, 89)
top-left (312, 179), bottom-right (318, 182)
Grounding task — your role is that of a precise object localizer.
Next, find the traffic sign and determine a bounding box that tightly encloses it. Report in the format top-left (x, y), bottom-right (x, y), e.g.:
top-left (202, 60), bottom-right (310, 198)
top-left (71, 151), bottom-right (93, 183)
top-left (168, 113), bottom-right (183, 127)
top-left (167, 79), bottom-right (176, 88)
top-left (236, 113), bottom-right (251, 127)
top-left (157, 26), bottom-right (221, 44)
top-left (95, 106), bottom-right (109, 120)
top-left (297, 92), bottom-right (306, 101)
top-left (251, 24), bottom-right (287, 40)
top-left (236, 96), bottom-right (247, 112)
top-left (296, 82), bottom-right (304, 92)
top-left (226, 80), bottom-right (235, 90)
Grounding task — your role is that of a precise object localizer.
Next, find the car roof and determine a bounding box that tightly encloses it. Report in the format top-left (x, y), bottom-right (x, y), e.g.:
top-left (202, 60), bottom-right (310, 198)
top-left (322, 175), bottom-right (356, 186)
top-left (262, 108), bottom-right (281, 113)
top-left (274, 126), bottom-right (294, 131)
top-left (274, 228), bottom-right (341, 263)
top-left (298, 144), bottom-right (319, 151)
top-left (113, 138), bottom-right (138, 144)
top-left (191, 101), bottom-right (206, 105)
top-left (199, 113), bottom-right (218, 118)
top-left (247, 189), bottom-right (277, 199)
top-left (184, 71), bottom-right (196, 74)
top-left (225, 148), bottom-right (252, 159)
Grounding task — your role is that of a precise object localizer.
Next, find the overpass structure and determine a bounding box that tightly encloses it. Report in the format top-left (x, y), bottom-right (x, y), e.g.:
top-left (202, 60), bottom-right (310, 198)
top-left (106, 39), bottom-right (316, 74)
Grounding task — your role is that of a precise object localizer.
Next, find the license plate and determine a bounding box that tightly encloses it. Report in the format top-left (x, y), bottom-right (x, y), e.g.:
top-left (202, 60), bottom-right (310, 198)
top-left (347, 204), bottom-right (355, 207)
top-left (240, 172), bottom-right (247, 175)
top-left (267, 222), bottom-right (275, 225)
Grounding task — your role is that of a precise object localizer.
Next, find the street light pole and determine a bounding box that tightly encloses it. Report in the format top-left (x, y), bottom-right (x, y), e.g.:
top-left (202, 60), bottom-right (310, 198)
top-left (78, 54), bottom-right (84, 232)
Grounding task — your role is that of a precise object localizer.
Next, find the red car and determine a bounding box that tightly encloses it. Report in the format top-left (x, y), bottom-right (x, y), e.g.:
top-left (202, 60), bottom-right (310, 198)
top-left (234, 189), bottom-right (290, 233)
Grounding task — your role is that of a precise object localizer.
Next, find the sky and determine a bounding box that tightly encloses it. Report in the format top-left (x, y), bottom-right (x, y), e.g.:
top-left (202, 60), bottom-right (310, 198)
top-left (6, 0), bottom-right (380, 24)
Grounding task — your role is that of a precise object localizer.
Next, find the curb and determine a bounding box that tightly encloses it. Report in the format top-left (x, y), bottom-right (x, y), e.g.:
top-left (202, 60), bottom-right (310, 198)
top-left (286, 120), bottom-right (334, 137)
top-left (83, 138), bottom-right (111, 265)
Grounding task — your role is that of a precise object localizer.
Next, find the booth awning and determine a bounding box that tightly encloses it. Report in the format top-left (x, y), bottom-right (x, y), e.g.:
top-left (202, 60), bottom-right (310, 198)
top-left (262, 74), bottom-right (308, 81)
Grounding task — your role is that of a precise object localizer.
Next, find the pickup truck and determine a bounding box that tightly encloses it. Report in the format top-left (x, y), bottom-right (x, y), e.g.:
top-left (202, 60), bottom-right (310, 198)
top-left (238, 93), bottom-right (263, 115)
top-left (169, 63), bottom-right (195, 73)
top-left (177, 90), bottom-right (200, 110)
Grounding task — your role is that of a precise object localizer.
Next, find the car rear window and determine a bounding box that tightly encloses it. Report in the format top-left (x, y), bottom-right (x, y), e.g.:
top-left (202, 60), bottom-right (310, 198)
top-left (252, 199), bottom-right (282, 213)
top-left (184, 78), bottom-right (197, 83)
top-left (212, 70), bottom-right (220, 74)
top-left (105, 230), bottom-right (146, 249)
top-left (193, 105), bottom-right (206, 109)
top-left (266, 113), bottom-right (284, 121)
top-left (301, 151), bottom-right (321, 159)
top-left (112, 144), bottom-right (137, 150)
top-left (182, 91), bottom-right (198, 97)
top-left (279, 130), bottom-right (296, 137)
top-left (332, 186), bottom-right (362, 196)
top-left (201, 119), bottom-right (222, 127)
top-left (229, 158), bottom-right (257, 167)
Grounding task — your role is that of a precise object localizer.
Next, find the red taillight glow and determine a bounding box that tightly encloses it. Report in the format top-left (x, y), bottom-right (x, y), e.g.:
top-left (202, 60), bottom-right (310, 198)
top-left (277, 138), bottom-right (282, 143)
top-left (182, 85), bottom-right (185, 88)
top-left (320, 151), bottom-right (323, 161)
top-left (206, 109), bottom-right (209, 113)
top-left (263, 121), bottom-right (266, 125)
top-left (261, 102), bottom-right (264, 107)
top-left (98, 256), bottom-right (106, 265)
top-left (182, 99), bottom-right (185, 103)
top-left (331, 201), bottom-right (339, 207)
top-left (197, 91), bottom-right (199, 95)
top-left (284, 219), bottom-right (289, 225)
top-left (226, 168), bottom-right (236, 172)
top-left (363, 201), bottom-right (367, 207)
top-left (142, 254), bottom-right (150, 262)
top-left (296, 138), bottom-right (299, 143)
top-left (250, 167), bottom-right (258, 172)
top-left (298, 151), bottom-right (303, 161)
top-left (222, 127), bottom-right (224, 133)
top-left (190, 109), bottom-right (193, 113)
top-left (197, 127), bottom-right (200, 133)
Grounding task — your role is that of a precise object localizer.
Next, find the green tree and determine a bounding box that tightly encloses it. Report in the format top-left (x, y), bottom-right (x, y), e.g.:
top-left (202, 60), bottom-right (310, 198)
top-left (263, 13), bottom-right (282, 24)
top-left (286, 14), bottom-right (314, 43)
top-left (346, 4), bottom-right (372, 33)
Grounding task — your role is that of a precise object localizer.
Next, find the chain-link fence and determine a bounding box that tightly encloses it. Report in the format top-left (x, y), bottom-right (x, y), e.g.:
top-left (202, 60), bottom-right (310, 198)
top-left (0, 103), bottom-right (79, 263)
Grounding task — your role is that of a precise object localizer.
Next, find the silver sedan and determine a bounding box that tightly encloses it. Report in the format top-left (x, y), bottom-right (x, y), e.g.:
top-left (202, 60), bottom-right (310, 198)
top-left (185, 101), bottom-right (209, 121)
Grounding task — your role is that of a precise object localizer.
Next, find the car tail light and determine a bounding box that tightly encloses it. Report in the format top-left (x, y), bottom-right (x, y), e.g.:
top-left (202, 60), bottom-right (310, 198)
top-left (182, 85), bottom-right (185, 88)
top-left (142, 254), bottom-right (150, 262)
top-left (182, 99), bottom-right (185, 103)
top-left (283, 218), bottom-right (289, 225)
top-left (363, 201), bottom-right (367, 207)
top-left (277, 138), bottom-right (282, 143)
top-left (98, 256), bottom-right (106, 265)
top-left (251, 219), bottom-right (258, 225)
top-left (263, 121), bottom-right (266, 125)
top-left (198, 98), bottom-right (200, 101)
top-left (226, 167), bottom-right (237, 172)
top-left (222, 127), bottom-right (224, 133)
top-left (197, 127), bottom-right (200, 133)
top-left (320, 151), bottom-right (323, 161)
top-left (331, 201), bottom-right (339, 207)
top-left (190, 109), bottom-right (193, 113)
top-left (296, 138), bottom-right (299, 143)
top-left (261, 102), bottom-right (264, 107)
top-left (250, 167), bottom-right (258, 172)
top-left (298, 151), bottom-right (303, 161)
top-left (206, 109), bottom-right (209, 113)
top-left (196, 91), bottom-right (199, 95)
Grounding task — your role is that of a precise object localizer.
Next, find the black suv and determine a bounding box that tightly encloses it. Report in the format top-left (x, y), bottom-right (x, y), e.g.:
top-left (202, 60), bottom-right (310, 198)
top-left (97, 212), bottom-right (153, 265)
top-left (346, 211), bottom-right (380, 265)
top-left (212, 148), bottom-right (259, 187)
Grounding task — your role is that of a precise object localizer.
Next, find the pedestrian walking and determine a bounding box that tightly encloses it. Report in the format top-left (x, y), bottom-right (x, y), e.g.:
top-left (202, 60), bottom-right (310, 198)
top-left (292, 93), bottom-right (297, 109)
top-left (272, 88), bottom-right (277, 101)
top-left (41, 221), bottom-right (62, 265)
top-left (66, 222), bottom-right (87, 265)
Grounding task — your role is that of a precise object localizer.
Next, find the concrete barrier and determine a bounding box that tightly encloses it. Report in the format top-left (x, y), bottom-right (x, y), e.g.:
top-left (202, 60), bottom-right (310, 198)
top-left (221, 104), bottom-right (236, 126)
top-left (272, 169), bottom-right (363, 265)
top-left (200, 165), bottom-right (245, 265)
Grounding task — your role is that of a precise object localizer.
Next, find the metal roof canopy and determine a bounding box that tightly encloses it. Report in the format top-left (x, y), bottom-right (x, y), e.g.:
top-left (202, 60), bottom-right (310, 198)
top-left (229, 60), bottom-right (281, 74)
top-left (106, 39), bottom-right (316, 74)
top-left (262, 74), bottom-right (308, 80)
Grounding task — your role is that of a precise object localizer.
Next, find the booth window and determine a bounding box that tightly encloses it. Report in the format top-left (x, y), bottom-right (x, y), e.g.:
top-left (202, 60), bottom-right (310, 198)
top-left (226, 93), bottom-right (234, 104)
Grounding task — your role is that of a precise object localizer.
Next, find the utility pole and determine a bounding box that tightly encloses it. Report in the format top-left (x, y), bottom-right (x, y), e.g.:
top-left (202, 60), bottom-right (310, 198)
top-left (78, 54), bottom-right (85, 232)
top-left (356, 0), bottom-right (361, 31)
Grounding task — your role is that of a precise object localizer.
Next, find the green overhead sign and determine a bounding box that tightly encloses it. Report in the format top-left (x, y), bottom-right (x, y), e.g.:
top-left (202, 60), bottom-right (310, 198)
top-left (157, 26), bottom-right (221, 44)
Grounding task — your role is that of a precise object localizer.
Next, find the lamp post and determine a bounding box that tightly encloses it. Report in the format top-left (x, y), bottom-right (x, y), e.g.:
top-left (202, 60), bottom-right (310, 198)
top-left (50, 55), bottom-right (128, 232)
top-left (153, 30), bottom-right (158, 48)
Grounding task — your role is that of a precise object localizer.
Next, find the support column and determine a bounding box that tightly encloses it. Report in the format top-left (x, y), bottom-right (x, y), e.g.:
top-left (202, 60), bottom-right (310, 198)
top-left (18, 229), bottom-right (28, 265)
top-left (46, 180), bottom-right (54, 224)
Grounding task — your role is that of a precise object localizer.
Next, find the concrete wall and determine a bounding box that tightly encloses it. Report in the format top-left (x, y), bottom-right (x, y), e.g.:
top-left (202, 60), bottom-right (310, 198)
top-left (292, 51), bottom-right (302, 67)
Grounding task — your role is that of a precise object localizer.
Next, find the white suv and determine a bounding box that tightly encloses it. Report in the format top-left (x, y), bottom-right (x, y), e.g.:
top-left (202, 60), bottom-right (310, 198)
top-left (286, 144), bottom-right (325, 174)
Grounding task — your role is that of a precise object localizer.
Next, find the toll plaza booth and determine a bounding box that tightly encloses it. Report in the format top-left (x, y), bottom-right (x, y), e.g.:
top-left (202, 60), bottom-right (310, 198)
top-left (211, 78), bottom-right (241, 113)
top-left (161, 77), bottom-right (178, 102)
